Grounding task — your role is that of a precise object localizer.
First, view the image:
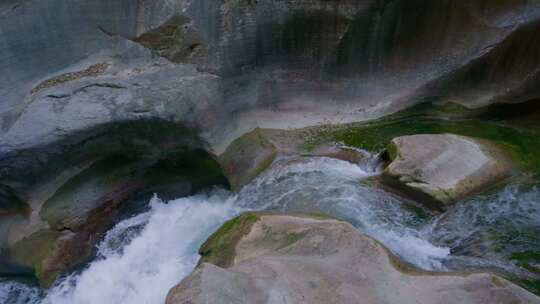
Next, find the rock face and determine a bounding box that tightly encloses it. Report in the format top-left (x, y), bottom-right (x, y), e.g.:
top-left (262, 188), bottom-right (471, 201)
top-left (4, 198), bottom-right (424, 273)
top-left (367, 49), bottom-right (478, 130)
top-left (2, 0), bottom-right (540, 153)
top-left (218, 127), bottom-right (374, 190)
top-left (166, 213), bottom-right (540, 304)
top-left (1, 0), bottom-right (540, 288)
top-left (383, 134), bottom-right (514, 209)
top-left (2, 0), bottom-right (540, 174)
top-left (0, 151), bottom-right (227, 287)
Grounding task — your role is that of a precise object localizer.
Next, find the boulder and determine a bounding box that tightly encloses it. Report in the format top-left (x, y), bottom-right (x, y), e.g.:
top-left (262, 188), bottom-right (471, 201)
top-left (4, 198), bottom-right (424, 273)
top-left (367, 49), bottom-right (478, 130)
top-left (383, 134), bottom-right (514, 209)
top-left (217, 127), bottom-right (375, 190)
top-left (218, 129), bottom-right (278, 191)
top-left (0, 156), bottom-right (144, 286)
top-left (166, 213), bottom-right (539, 304)
top-left (1, 0), bottom-right (540, 292)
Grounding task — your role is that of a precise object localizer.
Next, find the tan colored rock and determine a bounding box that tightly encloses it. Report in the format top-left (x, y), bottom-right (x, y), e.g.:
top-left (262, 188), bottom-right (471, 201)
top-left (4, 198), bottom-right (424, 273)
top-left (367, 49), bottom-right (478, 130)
top-left (166, 214), bottom-right (539, 304)
top-left (383, 134), bottom-right (514, 209)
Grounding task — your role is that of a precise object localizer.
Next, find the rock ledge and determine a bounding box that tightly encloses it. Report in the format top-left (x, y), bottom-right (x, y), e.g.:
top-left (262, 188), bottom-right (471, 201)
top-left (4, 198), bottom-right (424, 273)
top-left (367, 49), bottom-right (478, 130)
top-left (166, 213), bottom-right (539, 304)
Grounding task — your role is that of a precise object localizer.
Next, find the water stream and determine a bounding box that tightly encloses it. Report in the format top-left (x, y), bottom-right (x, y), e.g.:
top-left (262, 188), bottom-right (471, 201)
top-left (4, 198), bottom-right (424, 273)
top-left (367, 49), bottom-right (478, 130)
top-left (1, 155), bottom-right (539, 303)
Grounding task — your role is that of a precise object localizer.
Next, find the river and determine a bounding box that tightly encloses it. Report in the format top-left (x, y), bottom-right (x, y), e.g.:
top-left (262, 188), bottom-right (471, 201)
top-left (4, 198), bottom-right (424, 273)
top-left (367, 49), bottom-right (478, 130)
top-left (1, 155), bottom-right (539, 303)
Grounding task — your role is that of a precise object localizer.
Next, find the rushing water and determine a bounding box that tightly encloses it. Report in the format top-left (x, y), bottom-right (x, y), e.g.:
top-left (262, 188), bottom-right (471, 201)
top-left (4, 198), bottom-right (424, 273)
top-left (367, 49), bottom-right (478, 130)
top-left (1, 155), bottom-right (539, 303)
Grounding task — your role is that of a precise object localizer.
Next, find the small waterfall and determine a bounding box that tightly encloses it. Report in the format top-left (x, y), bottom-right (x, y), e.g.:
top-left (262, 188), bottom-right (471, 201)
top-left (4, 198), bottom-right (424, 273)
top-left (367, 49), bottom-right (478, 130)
top-left (41, 193), bottom-right (242, 304)
top-left (233, 156), bottom-right (450, 270)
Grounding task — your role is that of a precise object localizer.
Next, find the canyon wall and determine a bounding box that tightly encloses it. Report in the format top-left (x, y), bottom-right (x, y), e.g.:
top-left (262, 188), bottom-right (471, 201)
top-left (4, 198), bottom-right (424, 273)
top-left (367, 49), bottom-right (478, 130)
top-left (1, 0), bottom-right (540, 283)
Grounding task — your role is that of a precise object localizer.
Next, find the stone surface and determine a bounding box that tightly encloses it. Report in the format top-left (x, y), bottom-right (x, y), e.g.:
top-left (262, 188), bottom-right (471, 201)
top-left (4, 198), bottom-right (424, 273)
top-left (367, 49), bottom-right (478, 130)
top-left (0, 151), bottom-right (227, 286)
top-left (2, 0), bottom-right (540, 154)
top-left (383, 134), bottom-right (514, 208)
top-left (218, 129), bottom-right (278, 190)
top-left (1, 0), bottom-right (540, 174)
top-left (217, 127), bottom-right (375, 190)
top-left (166, 213), bottom-right (540, 304)
top-left (1, 0), bottom-right (540, 288)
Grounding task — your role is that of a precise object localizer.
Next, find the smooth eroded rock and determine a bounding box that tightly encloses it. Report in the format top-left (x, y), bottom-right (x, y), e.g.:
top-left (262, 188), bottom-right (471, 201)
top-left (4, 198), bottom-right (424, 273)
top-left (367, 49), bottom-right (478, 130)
top-left (0, 150), bottom-right (228, 287)
top-left (218, 129), bottom-right (278, 190)
top-left (383, 134), bottom-right (514, 209)
top-left (167, 213), bottom-right (539, 304)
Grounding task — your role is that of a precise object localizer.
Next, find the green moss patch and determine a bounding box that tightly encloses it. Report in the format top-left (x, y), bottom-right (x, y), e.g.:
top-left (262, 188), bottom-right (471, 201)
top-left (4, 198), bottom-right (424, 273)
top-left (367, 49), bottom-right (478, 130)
top-left (517, 279), bottom-right (540, 296)
top-left (8, 229), bottom-right (60, 274)
top-left (386, 141), bottom-right (399, 161)
top-left (510, 251), bottom-right (540, 274)
top-left (219, 128), bottom-right (278, 190)
top-left (303, 101), bottom-right (540, 177)
top-left (199, 213), bottom-right (260, 268)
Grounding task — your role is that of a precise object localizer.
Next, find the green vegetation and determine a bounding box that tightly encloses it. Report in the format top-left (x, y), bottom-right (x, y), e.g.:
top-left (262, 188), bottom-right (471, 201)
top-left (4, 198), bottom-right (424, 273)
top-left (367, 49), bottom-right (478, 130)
top-left (510, 251), bottom-right (540, 274)
top-left (199, 213), bottom-right (260, 268)
top-left (219, 128), bottom-right (277, 190)
top-left (386, 141), bottom-right (399, 161)
top-left (518, 279), bottom-right (540, 297)
top-left (306, 101), bottom-right (540, 177)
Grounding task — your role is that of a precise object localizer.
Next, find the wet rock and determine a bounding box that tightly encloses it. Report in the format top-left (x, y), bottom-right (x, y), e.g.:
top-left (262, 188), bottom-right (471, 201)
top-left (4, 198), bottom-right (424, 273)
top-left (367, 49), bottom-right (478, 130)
top-left (0, 157), bottom-right (143, 286)
top-left (133, 15), bottom-right (207, 65)
top-left (218, 129), bottom-right (277, 191)
top-left (3, 0), bottom-right (540, 154)
top-left (166, 213), bottom-right (540, 304)
top-left (309, 145), bottom-right (371, 165)
top-left (39, 156), bottom-right (144, 231)
top-left (0, 58), bottom-right (222, 158)
top-left (0, 185), bottom-right (28, 217)
top-left (383, 134), bottom-right (514, 209)
top-left (1, 0), bottom-right (540, 292)
top-left (217, 127), bottom-right (373, 190)
top-left (0, 185), bottom-right (28, 260)
top-left (0, 151), bottom-right (228, 286)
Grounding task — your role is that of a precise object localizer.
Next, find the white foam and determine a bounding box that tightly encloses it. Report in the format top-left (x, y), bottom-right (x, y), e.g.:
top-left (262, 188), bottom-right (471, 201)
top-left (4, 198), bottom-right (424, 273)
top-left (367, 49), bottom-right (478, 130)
top-left (0, 280), bottom-right (41, 304)
top-left (236, 156), bottom-right (450, 271)
top-left (43, 193), bottom-right (241, 304)
top-left (0, 155), bottom-right (463, 303)
top-left (369, 229), bottom-right (450, 270)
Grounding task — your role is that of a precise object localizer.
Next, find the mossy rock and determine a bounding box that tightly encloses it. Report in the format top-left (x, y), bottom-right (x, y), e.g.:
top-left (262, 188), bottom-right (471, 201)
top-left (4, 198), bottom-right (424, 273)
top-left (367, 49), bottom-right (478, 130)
top-left (511, 251), bottom-right (540, 274)
top-left (219, 128), bottom-right (278, 190)
top-left (199, 213), bottom-right (260, 268)
top-left (386, 141), bottom-right (399, 161)
top-left (5, 229), bottom-right (60, 276)
top-left (382, 134), bottom-right (515, 208)
top-left (39, 156), bottom-right (141, 230)
top-left (170, 214), bottom-right (540, 303)
top-left (6, 148), bottom-right (228, 286)
top-left (313, 101), bottom-right (540, 178)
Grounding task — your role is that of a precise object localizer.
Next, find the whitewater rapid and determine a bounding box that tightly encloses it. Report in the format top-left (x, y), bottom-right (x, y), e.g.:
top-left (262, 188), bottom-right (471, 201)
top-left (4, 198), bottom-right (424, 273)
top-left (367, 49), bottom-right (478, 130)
top-left (1, 155), bottom-right (539, 303)
top-left (42, 192), bottom-right (242, 304)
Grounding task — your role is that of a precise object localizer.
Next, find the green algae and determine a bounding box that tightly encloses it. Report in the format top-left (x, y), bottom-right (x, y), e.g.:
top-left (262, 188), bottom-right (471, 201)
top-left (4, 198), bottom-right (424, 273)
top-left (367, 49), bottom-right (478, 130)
top-left (318, 102), bottom-right (540, 177)
top-left (510, 251), bottom-right (540, 274)
top-left (199, 213), bottom-right (260, 268)
top-left (219, 128), bottom-right (277, 190)
top-left (386, 141), bottom-right (399, 161)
